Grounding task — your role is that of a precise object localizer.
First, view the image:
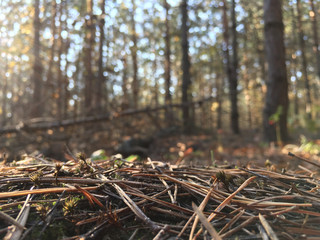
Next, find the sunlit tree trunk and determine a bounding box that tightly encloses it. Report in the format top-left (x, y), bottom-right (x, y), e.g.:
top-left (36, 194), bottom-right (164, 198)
top-left (130, 0), bottom-right (139, 109)
top-left (290, 6), bottom-right (300, 116)
top-left (230, 0), bottom-right (240, 134)
top-left (2, 57), bottom-right (8, 125)
top-left (84, 0), bottom-right (95, 115)
top-left (96, 0), bottom-right (106, 113)
top-left (121, 55), bottom-right (129, 110)
top-left (56, 1), bottom-right (63, 120)
top-left (263, 0), bottom-right (289, 143)
top-left (309, 0), bottom-right (320, 81)
top-left (45, 0), bottom-right (57, 117)
top-left (31, 0), bottom-right (43, 118)
top-left (296, 0), bottom-right (312, 119)
top-left (242, 21), bottom-right (252, 128)
top-left (180, 0), bottom-right (192, 133)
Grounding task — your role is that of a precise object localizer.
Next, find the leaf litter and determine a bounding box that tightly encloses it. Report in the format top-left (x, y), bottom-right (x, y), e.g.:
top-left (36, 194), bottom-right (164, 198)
top-left (0, 150), bottom-right (319, 240)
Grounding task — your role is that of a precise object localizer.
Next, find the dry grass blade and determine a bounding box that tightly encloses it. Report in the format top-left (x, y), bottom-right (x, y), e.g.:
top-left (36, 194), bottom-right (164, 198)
top-left (192, 202), bottom-right (222, 240)
top-left (218, 209), bottom-right (245, 234)
top-left (74, 185), bottom-right (106, 210)
top-left (187, 187), bottom-right (214, 239)
top-left (0, 211), bottom-right (26, 230)
top-left (0, 186), bottom-right (98, 199)
top-left (4, 204), bottom-right (30, 240)
top-left (194, 176), bottom-right (257, 238)
top-left (220, 216), bottom-right (256, 238)
top-left (147, 158), bottom-right (176, 204)
top-left (113, 183), bottom-right (162, 232)
top-left (288, 152), bottom-right (320, 168)
top-left (259, 213), bottom-right (279, 240)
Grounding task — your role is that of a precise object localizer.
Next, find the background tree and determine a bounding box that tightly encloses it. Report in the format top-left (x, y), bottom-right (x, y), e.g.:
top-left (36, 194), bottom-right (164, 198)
top-left (263, 0), bottom-right (289, 143)
top-left (180, 0), bottom-right (192, 133)
top-left (30, 0), bottom-right (43, 118)
top-left (83, 0), bottom-right (95, 115)
top-left (296, 0), bottom-right (312, 119)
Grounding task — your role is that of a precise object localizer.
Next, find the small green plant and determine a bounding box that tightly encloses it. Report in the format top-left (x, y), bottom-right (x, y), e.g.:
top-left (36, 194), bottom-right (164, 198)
top-left (210, 150), bottom-right (216, 167)
top-left (269, 105), bottom-right (283, 145)
top-left (299, 135), bottom-right (320, 155)
top-left (63, 197), bottom-right (79, 216)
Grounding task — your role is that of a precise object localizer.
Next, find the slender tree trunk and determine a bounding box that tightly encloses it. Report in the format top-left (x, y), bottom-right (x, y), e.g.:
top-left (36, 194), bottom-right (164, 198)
top-left (230, 0), bottom-right (240, 134)
top-left (296, 0), bottom-right (312, 119)
top-left (309, 0), bottom-right (320, 80)
top-left (263, 0), bottom-right (289, 143)
top-left (31, 0), bottom-right (43, 118)
top-left (84, 0), bottom-right (95, 115)
top-left (164, 0), bottom-right (173, 123)
top-left (2, 56), bottom-right (8, 125)
top-left (130, 0), bottom-right (139, 109)
top-left (57, 1), bottom-right (63, 120)
top-left (121, 55), bottom-right (129, 110)
top-left (290, 6), bottom-right (299, 116)
top-left (243, 22), bottom-right (252, 128)
top-left (222, 0), bottom-right (235, 133)
top-left (45, 0), bottom-right (57, 117)
top-left (96, 0), bottom-right (106, 113)
top-left (180, 0), bottom-right (192, 133)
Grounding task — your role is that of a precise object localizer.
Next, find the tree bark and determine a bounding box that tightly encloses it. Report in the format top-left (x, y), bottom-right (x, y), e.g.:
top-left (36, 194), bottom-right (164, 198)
top-left (57, 1), bottom-right (63, 120)
top-left (230, 0), bottom-right (240, 134)
top-left (309, 0), bottom-right (320, 81)
top-left (130, 0), bottom-right (139, 109)
top-left (121, 55), bottom-right (129, 110)
top-left (31, 0), bottom-right (43, 118)
top-left (96, 0), bottom-right (106, 113)
top-left (263, 0), bottom-right (289, 143)
top-left (45, 0), bottom-right (57, 117)
top-left (84, 0), bottom-right (95, 115)
top-left (164, 0), bottom-right (173, 124)
top-left (296, 0), bottom-right (312, 119)
top-left (180, 0), bottom-right (192, 133)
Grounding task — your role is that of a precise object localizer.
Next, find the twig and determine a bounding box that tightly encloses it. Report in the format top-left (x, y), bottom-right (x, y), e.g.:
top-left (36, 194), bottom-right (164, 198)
top-left (0, 211), bottom-right (26, 230)
top-left (113, 184), bottom-right (162, 232)
top-left (288, 152), bottom-right (320, 168)
top-left (192, 202), bottom-right (222, 240)
top-left (259, 214), bottom-right (279, 240)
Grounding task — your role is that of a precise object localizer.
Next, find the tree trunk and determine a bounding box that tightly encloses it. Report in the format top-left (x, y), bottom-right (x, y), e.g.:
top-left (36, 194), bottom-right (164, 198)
top-left (164, 0), bottom-right (173, 124)
top-left (31, 0), bottom-right (43, 118)
top-left (130, 0), bottom-right (139, 109)
top-left (180, 0), bottom-right (192, 133)
top-left (45, 0), bottom-right (57, 117)
top-left (84, 0), bottom-right (95, 115)
top-left (309, 0), bottom-right (320, 81)
top-left (121, 55), bottom-right (129, 110)
top-left (296, 0), bottom-right (312, 119)
top-left (263, 0), bottom-right (289, 143)
top-left (96, 0), bottom-right (106, 113)
top-left (230, 0), bottom-right (240, 134)
top-left (243, 21), bottom-right (252, 128)
top-left (2, 57), bottom-right (8, 125)
top-left (222, 0), bottom-right (239, 134)
top-left (290, 6), bottom-right (300, 116)
top-left (57, 1), bottom-right (63, 120)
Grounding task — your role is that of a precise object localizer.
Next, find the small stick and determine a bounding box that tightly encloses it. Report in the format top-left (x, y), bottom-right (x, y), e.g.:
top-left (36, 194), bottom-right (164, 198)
top-left (259, 214), bottom-right (279, 240)
top-left (0, 212), bottom-right (26, 230)
top-left (288, 152), bottom-right (320, 168)
top-left (192, 202), bottom-right (222, 240)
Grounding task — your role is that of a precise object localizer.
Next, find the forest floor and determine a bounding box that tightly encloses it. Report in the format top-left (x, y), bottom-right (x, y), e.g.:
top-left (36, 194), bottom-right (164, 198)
top-left (148, 129), bottom-right (319, 171)
top-left (1, 128), bottom-right (320, 239)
